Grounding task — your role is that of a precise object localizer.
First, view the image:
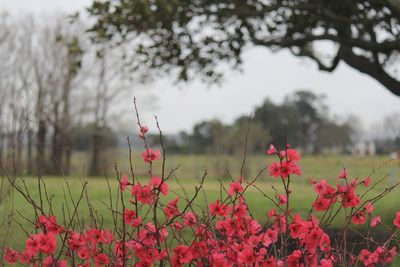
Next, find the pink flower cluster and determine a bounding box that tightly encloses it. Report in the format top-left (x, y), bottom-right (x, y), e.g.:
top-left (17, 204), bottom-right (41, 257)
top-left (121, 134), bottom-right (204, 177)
top-left (3, 133), bottom-right (400, 266)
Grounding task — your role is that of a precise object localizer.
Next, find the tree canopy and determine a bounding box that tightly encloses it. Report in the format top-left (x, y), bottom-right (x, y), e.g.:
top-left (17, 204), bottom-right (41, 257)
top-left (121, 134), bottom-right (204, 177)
top-left (154, 90), bottom-right (356, 155)
top-left (88, 0), bottom-right (400, 96)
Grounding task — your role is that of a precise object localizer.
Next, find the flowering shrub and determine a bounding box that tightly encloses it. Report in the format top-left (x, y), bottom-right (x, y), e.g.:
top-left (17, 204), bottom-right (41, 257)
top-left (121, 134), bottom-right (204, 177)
top-left (2, 106), bottom-right (400, 266)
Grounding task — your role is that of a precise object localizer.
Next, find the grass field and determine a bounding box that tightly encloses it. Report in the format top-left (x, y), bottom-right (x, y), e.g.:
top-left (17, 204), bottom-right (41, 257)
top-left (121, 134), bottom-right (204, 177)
top-left (1, 154), bottom-right (400, 263)
top-left (69, 151), bottom-right (400, 182)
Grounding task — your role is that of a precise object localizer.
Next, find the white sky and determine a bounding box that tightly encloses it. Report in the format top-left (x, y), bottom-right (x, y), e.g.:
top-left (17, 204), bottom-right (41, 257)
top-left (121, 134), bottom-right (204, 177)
top-left (1, 0), bottom-right (400, 134)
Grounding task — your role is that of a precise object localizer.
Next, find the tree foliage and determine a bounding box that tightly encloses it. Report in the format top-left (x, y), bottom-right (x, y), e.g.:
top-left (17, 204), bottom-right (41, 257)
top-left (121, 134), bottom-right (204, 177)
top-left (88, 0), bottom-right (400, 96)
top-left (161, 90), bottom-right (355, 154)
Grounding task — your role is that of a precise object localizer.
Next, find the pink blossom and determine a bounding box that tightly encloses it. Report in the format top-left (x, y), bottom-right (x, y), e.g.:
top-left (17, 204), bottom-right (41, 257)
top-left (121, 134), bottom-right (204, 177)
top-left (120, 174), bottom-right (129, 191)
top-left (142, 148), bottom-right (161, 163)
top-left (266, 144), bottom-right (276, 155)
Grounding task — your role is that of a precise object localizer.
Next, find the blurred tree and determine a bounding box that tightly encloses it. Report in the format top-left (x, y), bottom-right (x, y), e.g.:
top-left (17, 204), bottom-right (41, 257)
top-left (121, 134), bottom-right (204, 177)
top-left (32, 17), bottom-right (85, 175)
top-left (71, 124), bottom-right (117, 151)
top-left (0, 13), bottom-right (138, 177)
top-left (285, 91), bottom-right (324, 152)
top-left (228, 116), bottom-right (267, 155)
top-left (384, 112), bottom-right (400, 141)
top-left (314, 120), bottom-right (354, 154)
top-left (383, 112), bottom-right (400, 158)
top-left (170, 90), bottom-right (356, 155)
top-left (88, 0), bottom-right (400, 96)
top-left (252, 91), bottom-right (325, 151)
top-left (190, 120), bottom-right (229, 154)
top-left (86, 44), bottom-right (132, 176)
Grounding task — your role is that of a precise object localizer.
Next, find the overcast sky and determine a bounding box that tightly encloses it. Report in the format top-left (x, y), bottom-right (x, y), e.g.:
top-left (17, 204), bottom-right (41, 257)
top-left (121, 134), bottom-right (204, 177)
top-left (2, 0), bottom-right (400, 134)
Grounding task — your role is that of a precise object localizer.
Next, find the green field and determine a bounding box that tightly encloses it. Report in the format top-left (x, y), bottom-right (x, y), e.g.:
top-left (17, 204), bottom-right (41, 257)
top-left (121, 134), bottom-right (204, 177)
top-left (69, 151), bottom-right (400, 182)
top-left (1, 154), bottom-right (400, 263)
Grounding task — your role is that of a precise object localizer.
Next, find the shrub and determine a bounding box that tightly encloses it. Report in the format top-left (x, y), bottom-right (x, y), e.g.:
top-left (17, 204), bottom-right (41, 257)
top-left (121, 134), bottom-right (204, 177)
top-left (2, 105), bottom-right (400, 267)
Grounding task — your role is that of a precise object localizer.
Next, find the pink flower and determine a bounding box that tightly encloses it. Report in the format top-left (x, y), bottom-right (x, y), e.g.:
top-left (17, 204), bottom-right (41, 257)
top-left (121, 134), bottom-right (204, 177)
top-left (124, 209), bottom-right (137, 226)
top-left (363, 176), bottom-right (371, 187)
top-left (142, 149), bottom-right (161, 163)
top-left (278, 194), bottom-right (287, 205)
top-left (264, 256), bottom-right (277, 267)
top-left (304, 227), bottom-right (323, 250)
top-left (289, 214), bottom-right (306, 239)
top-left (139, 126), bottom-right (148, 138)
top-left (228, 181), bottom-right (243, 196)
top-left (67, 232), bottom-right (84, 250)
top-left (338, 169), bottom-right (347, 179)
top-left (164, 197), bottom-right (180, 219)
top-left (237, 246), bottom-right (255, 265)
top-left (209, 199), bottom-right (230, 217)
top-left (320, 259), bottom-right (333, 267)
top-left (311, 177), bottom-right (316, 184)
top-left (3, 247), bottom-right (19, 264)
top-left (279, 160), bottom-right (299, 177)
top-left (120, 174), bottom-right (129, 191)
top-left (359, 249), bottom-right (371, 265)
top-left (286, 148), bottom-right (300, 162)
top-left (94, 253), bottom-right (110, 267)
top-left (266, 144), bottom-right (276, 155)
top-left (77, 246), bottom-right (90, 260)
top-left (340, 187), bottom-right (361, 208)
top-left (266, 228), bottom-right (278, 244)
top-left (26, 234), bottom-right (40, 255)
top-left (211, 253), bottom-right (229, 266)
top-left (287, 250), bottom-right (302, 267)
top-left (314, 179), bottom-right (327, 194)
top-left (393, 211), bottom-right (400, 228)
top-left (172, 245), bottom-right (192, 266)
top-left (37, 215), bottom-right (63, 234)
top-left (365, 202), bottom-right (374, 214)
top-left (37, 232), bottom-right (57, 254)
top-left (132, 184), bottom-right (155, 204)
top-left (140, 126), bottom-right (148, 134)
top-left (313, 197), bottom-right (332, 211)
top-left (268, 162), bottom-right (281, 177)
top-left (150, 176), bottom-right (169, 196)
top-left (268, 160), bottom-right (301, 178)
top-left (184, 212), bottom-right (197, 226)
top-left (85, 228), bottom-right (102, 244)
top-left (19, 249), bottom-right (35, 264)
top-left (100, 230), bottom-right (114, 244)
top-left (42, 256), bottom-right (55, 267)
top-left (352, 211), bottom-right (366, 225)
top-left (371, 216), bottom-right (381, 227)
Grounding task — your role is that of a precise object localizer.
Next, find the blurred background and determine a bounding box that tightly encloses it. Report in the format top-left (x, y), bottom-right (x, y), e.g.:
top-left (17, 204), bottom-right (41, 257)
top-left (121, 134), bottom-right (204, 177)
top-left (0, 0), bottom-right (399, 179)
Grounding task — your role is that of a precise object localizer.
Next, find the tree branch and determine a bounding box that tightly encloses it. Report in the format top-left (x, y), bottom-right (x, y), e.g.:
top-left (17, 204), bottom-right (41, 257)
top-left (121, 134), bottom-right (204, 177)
top-left (251, 34), bottom-right (339, 48)
top-left (291, 46), bottom-right (341, 72)
top-left (339, 46), bottom-right (400, 97)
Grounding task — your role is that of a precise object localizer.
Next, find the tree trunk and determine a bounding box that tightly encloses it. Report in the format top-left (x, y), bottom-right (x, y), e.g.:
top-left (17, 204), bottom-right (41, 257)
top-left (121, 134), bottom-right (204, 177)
top-left (0, 132), bottom-right (4, 167)
top-left (49, 104), bottom-right (64, 175)
top-left (50, 124), bottom-right (62, 174)
top-left (7, 130), bottom-right (18, 176)
top-left (64, 138), bottom-right (71, 175)
top-left (89, 127), bottom-right (102, 177)
top-left (27, 128), bottom-right (33, 175)
top-left (35, 70), bottom-right (47, 174)
top-left (36, 119), bottom-right (47, 174)
top-left (62, 81), bottom-right (72, 175)
top-left (16, 128), bottom-right (23, 175)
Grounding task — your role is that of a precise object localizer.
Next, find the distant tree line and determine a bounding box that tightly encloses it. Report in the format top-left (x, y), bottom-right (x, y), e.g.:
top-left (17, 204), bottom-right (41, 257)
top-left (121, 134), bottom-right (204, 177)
top-left (372, 112), bottom-right (400, 155)
top-left (158, 90), bottom-right (359, 155)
